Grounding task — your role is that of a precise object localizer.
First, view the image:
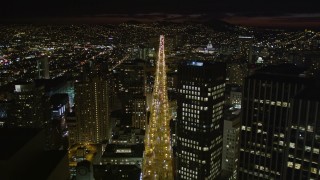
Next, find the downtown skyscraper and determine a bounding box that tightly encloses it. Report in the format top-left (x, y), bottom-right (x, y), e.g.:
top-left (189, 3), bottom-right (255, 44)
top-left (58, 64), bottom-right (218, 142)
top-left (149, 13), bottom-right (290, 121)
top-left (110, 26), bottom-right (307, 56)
top-left (11, 83), bottom-right (48, 128)
top-left (239, 64), bottom-right (320, 179)
top-left (176, 61), bottom-right (226, 180)
top-left (75, 76), bottom-right (110, 144)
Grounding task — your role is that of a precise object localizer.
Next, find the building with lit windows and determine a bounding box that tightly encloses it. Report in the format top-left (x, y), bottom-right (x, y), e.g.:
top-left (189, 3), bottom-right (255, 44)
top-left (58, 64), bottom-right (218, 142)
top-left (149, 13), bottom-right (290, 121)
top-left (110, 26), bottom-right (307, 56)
top-left (239, 64), bottom-right (314, 179)
top-left (176, 60), bottom-right (226, 180)
top-left (222, 111), bottom-right (240, 180)
top-left (285, 86), bottom-right (320, 180)
top-left (11, 83), bottom-right (48, 128)
top-left (66, 112), bottom-right (77, 147)
top-left (75, 76), bottom-right (110, 143)
top-left (238, 36), bottom-right (254, 64)
top-left (131, 95), bottom-right (147, 130)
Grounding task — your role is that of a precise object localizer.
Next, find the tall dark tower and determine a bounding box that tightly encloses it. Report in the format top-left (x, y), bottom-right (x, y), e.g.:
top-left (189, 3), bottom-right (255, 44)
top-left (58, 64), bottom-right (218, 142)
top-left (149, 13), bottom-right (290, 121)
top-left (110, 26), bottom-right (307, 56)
top-left (176, 61), bottom-right (226, 180)
top-left (37, 56), bottom-right (50, 79)
top-left (238, 36), bottom-right (254, 64)
top-left (239, 64), bottom-right (312, 179)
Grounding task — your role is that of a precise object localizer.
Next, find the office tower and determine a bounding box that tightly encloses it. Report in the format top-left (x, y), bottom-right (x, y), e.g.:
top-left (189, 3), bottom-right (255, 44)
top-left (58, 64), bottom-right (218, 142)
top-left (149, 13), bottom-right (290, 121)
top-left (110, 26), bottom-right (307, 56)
top-left (176, 61), bottom-right (226, 180)
top-left (131, 95), bottom-right (147, 130)
top-left (75, 76), bottom-right (110, 144)
top-left (37, 56), bottom-right (50, 79)
top-left (111, 59), bottom-right (146, 128)
top-left (222, 113), bottom-right (240, 180)
top-left (113, 59), bottom-right (145, 96)
top-left (226, 63), bottom-right (247, 86)
top-left (66, 112), bottom-right (77, 147)
top-left (142, 35), bottom-right (174, 179)
top-left (239, 64), bottom-right (311, 179)
top-left (11, 83), bottom-right (48, 128)
top-left (238, 36), bottom-right (254, 64)
top-left (229, 86), bottom-right (242, 109)
top-left (285, 86), bottom-right (320, 180)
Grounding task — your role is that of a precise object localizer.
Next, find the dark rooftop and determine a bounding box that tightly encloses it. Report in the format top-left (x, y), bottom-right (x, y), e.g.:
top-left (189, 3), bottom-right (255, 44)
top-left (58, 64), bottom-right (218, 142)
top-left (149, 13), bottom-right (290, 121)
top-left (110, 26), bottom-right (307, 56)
top-left (102, 144), bottom-right (144, 158)
top-left (249, 64), bottom-right (312, 84)
top-left (255, 63), bottom-right (308, 76)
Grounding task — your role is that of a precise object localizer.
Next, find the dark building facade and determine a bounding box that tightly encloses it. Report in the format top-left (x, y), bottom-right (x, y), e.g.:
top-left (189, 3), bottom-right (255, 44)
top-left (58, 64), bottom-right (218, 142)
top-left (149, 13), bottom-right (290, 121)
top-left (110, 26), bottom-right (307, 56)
top-left (239, 64), bottom-right (317, 180)
top-left (285, 87), bottom-right (320, 180)
top-left (176, 61), bottom-right (226, 180)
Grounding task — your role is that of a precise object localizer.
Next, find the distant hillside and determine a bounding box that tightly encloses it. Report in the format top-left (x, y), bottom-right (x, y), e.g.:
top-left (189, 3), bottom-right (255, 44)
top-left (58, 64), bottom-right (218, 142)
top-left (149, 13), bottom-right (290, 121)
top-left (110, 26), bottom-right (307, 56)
top-left (202, 18), bottom-right (237, 31)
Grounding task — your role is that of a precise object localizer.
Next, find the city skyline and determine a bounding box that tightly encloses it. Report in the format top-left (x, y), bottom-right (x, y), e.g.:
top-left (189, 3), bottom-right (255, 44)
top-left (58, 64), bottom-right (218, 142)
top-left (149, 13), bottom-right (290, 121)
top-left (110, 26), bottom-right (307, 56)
top-left (1, 2), bottom-right (320, 179)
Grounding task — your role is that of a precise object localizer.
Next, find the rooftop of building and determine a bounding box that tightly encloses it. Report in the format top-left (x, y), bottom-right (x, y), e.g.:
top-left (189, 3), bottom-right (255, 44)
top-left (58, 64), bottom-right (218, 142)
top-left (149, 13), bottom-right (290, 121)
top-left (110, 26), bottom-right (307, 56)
top-left (181, 60), bottom-right (225, 68)
top-left (249, 63), bottom-right (312, 83)
top-left (254, 63), bottom-right (308, 77)
top-left (112, 127), bottom-right (145, 136)
top-left (0, 128), bottom-right (41, 160)
top-left (102, 143), bottom-right (144, 158)
top-left (178, 60), bottom-right (226, 80)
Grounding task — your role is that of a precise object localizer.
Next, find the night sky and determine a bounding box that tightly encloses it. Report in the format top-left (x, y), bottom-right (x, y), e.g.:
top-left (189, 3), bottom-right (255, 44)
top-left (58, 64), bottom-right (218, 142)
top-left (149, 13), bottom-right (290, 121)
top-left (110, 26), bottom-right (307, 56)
top-left (1, 0), bottom-right (320, 27)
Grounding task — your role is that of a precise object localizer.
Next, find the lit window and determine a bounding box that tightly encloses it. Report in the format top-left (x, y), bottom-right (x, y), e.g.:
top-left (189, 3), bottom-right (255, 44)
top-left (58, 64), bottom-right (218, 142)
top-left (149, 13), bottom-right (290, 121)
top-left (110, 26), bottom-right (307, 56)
top-left (305, 146), bottom-right (311, 152)
top-left (289, 143), bottom-right (295, 148)
top-left (307, 125), bottom-right (314, 132)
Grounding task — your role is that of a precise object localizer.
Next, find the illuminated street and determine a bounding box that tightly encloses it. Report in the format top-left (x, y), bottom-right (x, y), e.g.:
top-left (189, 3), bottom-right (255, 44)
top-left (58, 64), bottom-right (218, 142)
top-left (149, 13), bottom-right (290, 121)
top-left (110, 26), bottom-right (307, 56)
top-left (142, 35), bottom-right (173, 179)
